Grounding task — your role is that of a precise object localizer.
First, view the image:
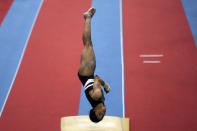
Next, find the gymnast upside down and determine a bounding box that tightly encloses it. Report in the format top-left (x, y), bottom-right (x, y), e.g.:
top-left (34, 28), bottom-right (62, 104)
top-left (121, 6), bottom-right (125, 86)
top-left (78, 7), bottom-right (110, 123)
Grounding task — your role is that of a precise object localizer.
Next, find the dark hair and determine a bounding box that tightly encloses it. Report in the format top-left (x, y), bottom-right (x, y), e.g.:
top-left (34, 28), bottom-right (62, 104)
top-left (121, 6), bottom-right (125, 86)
top-left (89, 109), bottom-right (101, 123)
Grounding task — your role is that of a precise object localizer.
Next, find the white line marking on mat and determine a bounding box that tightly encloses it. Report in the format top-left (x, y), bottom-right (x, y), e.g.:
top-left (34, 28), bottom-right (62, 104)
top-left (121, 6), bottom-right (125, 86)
top-left (143, 61), bottom-right (161, 63)
top-left (139, 54), bottom-right (164, 57)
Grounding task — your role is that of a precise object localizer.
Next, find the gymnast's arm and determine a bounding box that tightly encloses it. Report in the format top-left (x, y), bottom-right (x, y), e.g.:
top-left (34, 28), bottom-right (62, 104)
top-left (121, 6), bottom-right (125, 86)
top-left (96, 75), bottom-right (110, 93)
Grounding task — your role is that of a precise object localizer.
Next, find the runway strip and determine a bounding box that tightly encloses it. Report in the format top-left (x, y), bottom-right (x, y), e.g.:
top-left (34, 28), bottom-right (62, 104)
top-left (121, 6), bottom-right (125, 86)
top-left (181, 0), bottom-right (197, 46)
top-left (0, 0), bottom-right (43, 117)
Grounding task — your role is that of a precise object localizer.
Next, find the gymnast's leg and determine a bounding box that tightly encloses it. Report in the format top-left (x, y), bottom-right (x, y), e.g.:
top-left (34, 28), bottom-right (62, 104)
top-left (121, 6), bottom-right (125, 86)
top-left (78, 8), bottom-right (96, 76)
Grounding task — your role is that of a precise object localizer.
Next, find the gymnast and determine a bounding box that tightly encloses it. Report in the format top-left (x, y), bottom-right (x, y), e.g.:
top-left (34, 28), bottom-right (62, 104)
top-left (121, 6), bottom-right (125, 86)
top-left (78, 7), bottom-right (110, 123)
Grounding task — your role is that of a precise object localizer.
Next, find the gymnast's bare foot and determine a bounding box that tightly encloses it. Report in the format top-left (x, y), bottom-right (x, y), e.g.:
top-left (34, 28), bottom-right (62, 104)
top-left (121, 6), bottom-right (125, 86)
top-left (83, 7), bottom-right (96, 19)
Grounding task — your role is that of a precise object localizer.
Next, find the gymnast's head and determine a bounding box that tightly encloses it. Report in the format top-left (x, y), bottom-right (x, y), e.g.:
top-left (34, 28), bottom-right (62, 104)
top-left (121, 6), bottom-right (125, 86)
top-left (89, 104), bottom-right (106, 123)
